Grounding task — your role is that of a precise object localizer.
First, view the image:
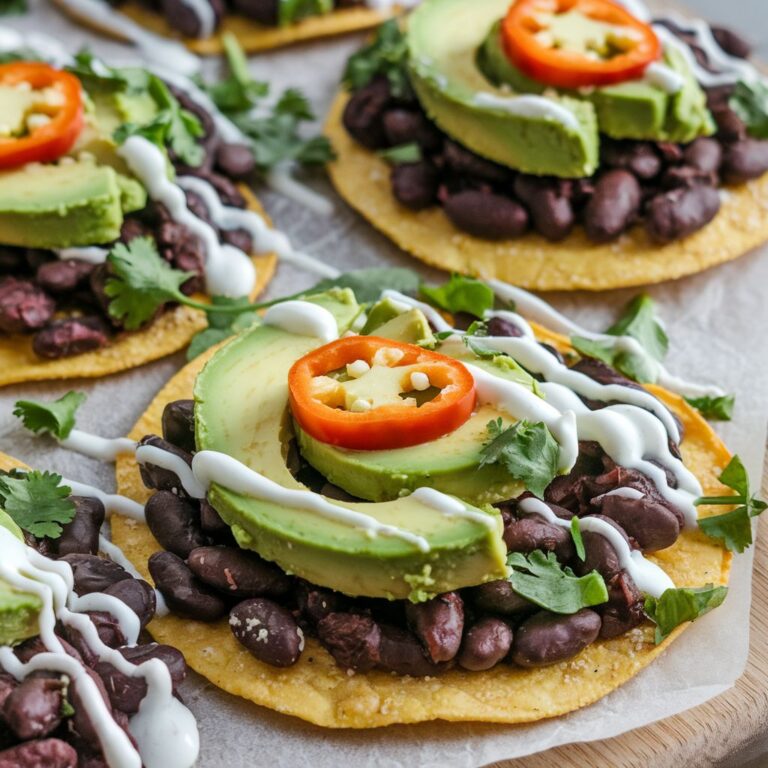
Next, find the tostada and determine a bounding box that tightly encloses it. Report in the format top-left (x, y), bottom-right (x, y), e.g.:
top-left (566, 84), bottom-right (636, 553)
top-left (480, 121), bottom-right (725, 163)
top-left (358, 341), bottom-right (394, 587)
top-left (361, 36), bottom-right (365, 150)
top-left (16, 271), bottom-right (759, 729)
top-left (327, 0), bottom-right (768, 290)
top-left (52, 0), bottom-right (417, 56)
top-left (0, 451), bottom-right (201, 767)
top-left (0, 30), bottom-right (335, 387)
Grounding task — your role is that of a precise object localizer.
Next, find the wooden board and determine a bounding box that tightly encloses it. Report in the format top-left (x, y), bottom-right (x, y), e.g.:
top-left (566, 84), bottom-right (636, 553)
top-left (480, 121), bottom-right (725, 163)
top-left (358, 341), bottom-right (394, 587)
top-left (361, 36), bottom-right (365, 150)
top-left (494, 475), bottom-right (768, 768)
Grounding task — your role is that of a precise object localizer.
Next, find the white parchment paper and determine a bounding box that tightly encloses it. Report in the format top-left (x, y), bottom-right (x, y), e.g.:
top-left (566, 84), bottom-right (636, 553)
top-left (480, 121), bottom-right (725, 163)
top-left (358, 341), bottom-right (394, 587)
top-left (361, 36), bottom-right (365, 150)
top-left (0, 2), bottom-right (766, 765)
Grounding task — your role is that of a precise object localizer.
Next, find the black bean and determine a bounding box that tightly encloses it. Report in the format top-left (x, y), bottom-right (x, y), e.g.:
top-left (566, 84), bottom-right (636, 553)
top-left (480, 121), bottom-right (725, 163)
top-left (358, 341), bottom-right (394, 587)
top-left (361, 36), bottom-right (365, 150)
top-left (229, 598), bottom-right (303, 667)
top-left (296, 581), bottom-right (348, 625)
top-left (382, 109), bottom-right (441, 152)
top-left (95, 644), bottom-right (186, 714)
top-left (199, 499), bottom-right (234, 541)
top-left (391, 162), bottom-right (438, 210)
top-left (32, 317), bottom-right (111, 360)
top-left (15, 636), bottom-right (87, 667)
top-left (513, 176), bottom-right (574, 241)
top-left (583, 169), bottom-right (641, 243)
top-left (591, 494), bottom-right (680, 552)
top-left (103, 579), bottom-right (157, 631)
top-left (0, 739), bottom-right (77, 768)
top-left (599, 572), bottom-right (645, 639)
top-left (0, 278), bottom-right (55, 334)
top-left (405, 592), bottom-right (464, 663)
top-left (377, 624), bottom-right (444, 676)
top-left (316, 612), bottom-right (380, 672)
top-left (470, 580), bottom-right (532, 615)
top-left (68, 667), bottom-right (112, 748)
top-left (683, 137), bottom-right (722, 174)
top-left (441, 139), bottom-right (511, 184)
top-left (188, 546), bottom-right (291, 598)
top-left (179, 169), bottom-right (245, 208)
top-left (161, 0), bottom-right (224, 36)
top-left (161, 400), bottom-right (196, 454)
top-left (485, 316), bottom-right (524, 337)
top-left (2, 677), bottom-right (63, 740)
top-left (711, 26), bottom-right (751, 59)
top-left (145, 491), bottom-right (208, 558)
top-left (721, 138), bottom-right (768, 183)
top-left (342, 77), bottom-right (391, 149)
top-left (504, 516), bottom-right (575, 562)
top-left (570, 356), bottom-right (642, 392)
top-left (443, 189), bottom-right (528, 240)
top-left (655, 142), bottom-right (684, 165)
top-left (53, 496), bottom-right (105, 557)
top-left (138, 436), bottom-right (194, 495)
top-left (645, 184), bottom-right (720, 242)
top-left (231, 0), bottom-right (278, 24)
top-left (660, 165), bottom-right (716, 190)
top-left (458, 617), bottom-right (513, 671)
top-left (59, 554), bottom-right (131, 596)
top-left (148, 552), bottom-right (227, 621)
top-left (601, 140), bottom-right (661, 179)
top-left (85, 611), bottom-right (126, 649)
top-left (35, 259), bottom-right (94, 294)
top-left (0, 246), bottom-right (26, 273)
top-left (572, 515), bottom-right (629, 581)
top-left (511, 609), bottom-right (601, 667)
top-left (215, 143), bottom-right (256, 179)
top-left (712, 106), bottom-right (747, 142)
top-left (0, 674), bottom-right (15, 712)
top-left (221, 228), bottom-right (254, 254)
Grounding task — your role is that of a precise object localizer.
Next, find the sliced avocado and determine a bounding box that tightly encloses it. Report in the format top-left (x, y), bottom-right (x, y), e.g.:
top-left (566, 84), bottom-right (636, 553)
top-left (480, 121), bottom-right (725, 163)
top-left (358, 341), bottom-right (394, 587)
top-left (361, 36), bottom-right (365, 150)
top-left (360, 297), bottom-right (411, 335)
top-left (0, 160), bottom-right (144, 248)
top-left (0, 509), bottom-right (41, 646)
top-left (195, 290), bottom-right (508, 601)
top-left (408, 0), bottom-right (599, 177)
top-left (370, 309), bottom-right (434, 345)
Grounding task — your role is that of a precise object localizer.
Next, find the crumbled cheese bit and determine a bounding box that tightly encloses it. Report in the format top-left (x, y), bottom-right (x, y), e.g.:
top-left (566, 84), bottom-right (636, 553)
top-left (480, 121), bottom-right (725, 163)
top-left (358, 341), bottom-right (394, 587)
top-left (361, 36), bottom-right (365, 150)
top-left (372, 347), bottom-right (405, 367)
top-left (346, 359), bottom-right (370, 379)
top-left (410, 371), bottom-right (430, 391)
top-left (26, 113), bottom-right (51, 131)
top-left (350, 398), bottom-right (372, 413)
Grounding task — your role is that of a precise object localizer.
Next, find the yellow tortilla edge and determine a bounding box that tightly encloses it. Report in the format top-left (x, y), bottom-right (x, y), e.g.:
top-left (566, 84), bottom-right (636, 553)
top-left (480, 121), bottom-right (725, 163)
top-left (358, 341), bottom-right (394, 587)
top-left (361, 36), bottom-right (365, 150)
top-left (325, 90), bottom-right (768, 292)
top-left (0, 186), bottom-right (277, 388)
top-left (52, 0), bottom-right (396, 54)
top-left (109, 322), bottom-right (733, 728)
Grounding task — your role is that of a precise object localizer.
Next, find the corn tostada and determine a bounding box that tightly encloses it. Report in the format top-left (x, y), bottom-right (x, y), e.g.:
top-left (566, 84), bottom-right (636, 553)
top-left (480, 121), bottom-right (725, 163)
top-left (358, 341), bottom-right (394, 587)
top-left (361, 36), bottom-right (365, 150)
top-left (0, 31), bottom-right (336, 387)
top-left (13, 270), bottom-right (757, 730)
top-left (327, 0), bottom-right (768, 290)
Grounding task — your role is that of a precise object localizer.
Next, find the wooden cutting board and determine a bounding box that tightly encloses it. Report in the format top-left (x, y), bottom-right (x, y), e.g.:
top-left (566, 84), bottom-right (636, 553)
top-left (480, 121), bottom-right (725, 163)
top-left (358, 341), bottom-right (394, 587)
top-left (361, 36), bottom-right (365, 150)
top-left (494, 484), bottom-right (768, 768)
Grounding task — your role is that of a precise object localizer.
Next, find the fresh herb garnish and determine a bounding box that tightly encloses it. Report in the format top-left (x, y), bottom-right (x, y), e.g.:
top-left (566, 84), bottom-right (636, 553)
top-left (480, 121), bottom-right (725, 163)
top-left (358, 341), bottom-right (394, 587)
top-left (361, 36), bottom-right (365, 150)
top-left (13, 392), bottom-right (86, 440)
top-left (644, 585), bottom-right (728, 643)
top-left (695, 455), bottom-right (766, 553)
top-left (66, 50), bottom-right (147, 94)
top-left (203, 33), bottom-right (268, 112)
top-left (420, 274), bottom-right (495, 319)
top-left (278, 0), bottom-right (332, 26)
top-left (570, 336), bottom-right (656, 383)
top-left (684, 394), bottom-right (735, 421)
top-left (0, 0), bottom-right (27, 16)
top-left (0, 471), bottom-right (75, 539)
top-left (570, 515), bottom-right (586, 561)
top-left (187, 297), bottom-right (260, 360)
top-left (730, 79), bottom-right (768, 139)
top-left (311, 267), bottom-right (421, 304)
top-left (343, 19), bottom-right (412, 99)
top-left (114, 75), bottom-right (205, 166)
top-left (378, 143), bottom-right (423, 164)
top-left (507, 550), bottom-right (608, 614)
top-left (479, 419), bottom-right (559, 498)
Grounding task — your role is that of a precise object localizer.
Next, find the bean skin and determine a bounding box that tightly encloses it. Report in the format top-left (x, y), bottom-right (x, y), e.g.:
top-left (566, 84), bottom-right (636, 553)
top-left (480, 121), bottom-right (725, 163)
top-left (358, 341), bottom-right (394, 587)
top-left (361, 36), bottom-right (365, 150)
top-left (103, 578), bottom-right (156, 630)
top-left (316, 612), bottom-right (380, 672)
top-left (59, 554), bottom-right (131, 596)
top-left (161, 399), bottom-right (196, 454)
top-left (720, 139), bottom-right (768, 184)
top-left (54, 496), bottom-right (105, 557)
top-left (470, 580), bottom-right (533, 615)
top-left (2, 677), bottom-right (63, 740)
top-left (511, 609), bottom-right (602, 667)
top-left (504, 515), bottom-right (575, 562)
top-left (144, 491), bottom-right (208, 559)
top-left (583, 170), bottom-right (641, 243)
top-left (377, 624), bottom-right (445, 677)
top-left (645, 185), bottom-right (720, 243)
top-left (405, 592), bottom-right (464, 663)
top-left (458, 617), bottom-right (513, 671)
top-left (443, 189), bottom-right (529, 240)
top-left (187, 546), bottom-right (291, 598)
top-left (229, 598), bottom-right (304, 667)
top-left (0, 740), bottom-right (77, 768)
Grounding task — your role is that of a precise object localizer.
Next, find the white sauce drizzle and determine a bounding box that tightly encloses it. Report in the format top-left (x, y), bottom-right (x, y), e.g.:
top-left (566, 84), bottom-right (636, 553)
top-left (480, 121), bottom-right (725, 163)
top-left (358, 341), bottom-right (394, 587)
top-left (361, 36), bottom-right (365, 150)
top-left (0, 527), bottom-right (199, 768)
top-left (118, 136), bottom-right (257, 298)
top-left (60, 430), bottom-right (137, 462)
top-left (266, 164), bottom-right (335, 218)
top-left (473, 93), bottom-right (580, 132)
top-left (55, 246), bottom-right (109, 264)
top-left (644, 61), bottom-right (685, 93)
top-left (364, 0), bottom-right (421, 10)
top-left (411, 487), bottom-right (497, 529)
top-left (518, 496), bottom-right (674, 596)
top-left (592, 487), bottom-right (646, 502)
top-left (263, 300), bottom-right (340, 343)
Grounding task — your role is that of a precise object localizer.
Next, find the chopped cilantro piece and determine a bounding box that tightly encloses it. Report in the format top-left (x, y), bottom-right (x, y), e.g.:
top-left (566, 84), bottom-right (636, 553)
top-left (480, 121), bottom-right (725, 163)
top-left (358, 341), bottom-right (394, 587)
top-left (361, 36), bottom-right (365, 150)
top-left (0, 471), bottom-right (75, 539)
top-left (278, 0), bottom-right (332, 26)
top-left (571, 515), bottom-right (586, 561)
top-left (644, 585), bottom-right (728, 643)
top-left (420, 274), bottom-right (495, 319)
top-left (13, 391), bottom-right (86, 440)
top-left (684, 394), bottom-right (735, 421)
top-left (378, 143), bottom-right (422, 164)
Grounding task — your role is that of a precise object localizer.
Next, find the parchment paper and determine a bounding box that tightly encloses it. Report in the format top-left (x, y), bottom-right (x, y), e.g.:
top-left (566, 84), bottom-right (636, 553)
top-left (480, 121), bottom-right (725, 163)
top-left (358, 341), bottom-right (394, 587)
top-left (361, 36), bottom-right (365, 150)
top-left (0, 2), bottom-right (767, 765)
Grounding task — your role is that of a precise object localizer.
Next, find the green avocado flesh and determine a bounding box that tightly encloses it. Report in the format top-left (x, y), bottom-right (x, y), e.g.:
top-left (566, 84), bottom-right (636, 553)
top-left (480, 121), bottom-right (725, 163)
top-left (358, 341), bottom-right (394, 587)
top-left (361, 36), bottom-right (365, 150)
top-left (194, 290), bottom-right (509, 601)
top-left (0, 509), bottom-right (41, 646)
top-left (407, 0), bottom-right (712, 177)
top-left (0, 88), bottom-right (152, 249)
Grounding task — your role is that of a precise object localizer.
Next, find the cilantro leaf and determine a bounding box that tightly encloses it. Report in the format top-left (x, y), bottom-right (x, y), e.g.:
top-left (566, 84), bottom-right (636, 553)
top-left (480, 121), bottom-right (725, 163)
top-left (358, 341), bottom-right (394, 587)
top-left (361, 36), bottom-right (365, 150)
top-left (0, 471), bottom-right (75, 539)
top-left (343, 19), bottom-right (412, 99)
top-left (571, 335), bottom-right (657, 383)
top-left (730, 79), bottom-right (768, 139)
top-left (0, 0), bottom-right (27, 16)
top-left (479, 420), bottom-right (559, 498)
top-left (695, 455), bottom-right (767, 553)
top-left (570, 515), bottom-right (586, 561)
top-left (13, 391), bottom-right (86, 440)
top-left (187, 297), bottom-right (260, 360)
top-left (114, 75), bottom-right (204, 167)
top-left (420, 275), bottom-right (495, 319)
top-left (278, 0), bottom-right (333, 27)
top-left (203, 33), bottom-right (268, 112)
top-left (311, 268), bottom-right (420, 304)
top-left (507, 550), bottom-right (608, 614)
top-left (644, 585), bottom-right (728, 643)
top-left (684, 394), bottom-right (735, 421)
top-left (66, 49), bottom-right (147, 94)
top-left (378, 143), bottom-right (422, 164)
top-left (105, 238), bottom-right (193, 331)
top-left (606, 295), bottom-right (668, 361)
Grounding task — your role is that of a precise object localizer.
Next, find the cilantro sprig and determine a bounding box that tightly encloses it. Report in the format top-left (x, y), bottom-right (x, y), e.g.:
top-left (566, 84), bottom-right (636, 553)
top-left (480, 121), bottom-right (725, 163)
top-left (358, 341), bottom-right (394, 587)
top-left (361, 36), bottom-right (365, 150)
top-left (0, 471), bottom-right (75, 539)
top-left (420, 274), bottom-right (495, 320)
top-left (644, 585), bottom-right (728, 643)
top-left (695, 455), bottom-right (767, 553)
top-left (479, 419), bottom-right (560, 498)
top-left (507, 550), bottom-right (608, 614)
top-left (13, 392), bottom-right (86, 440)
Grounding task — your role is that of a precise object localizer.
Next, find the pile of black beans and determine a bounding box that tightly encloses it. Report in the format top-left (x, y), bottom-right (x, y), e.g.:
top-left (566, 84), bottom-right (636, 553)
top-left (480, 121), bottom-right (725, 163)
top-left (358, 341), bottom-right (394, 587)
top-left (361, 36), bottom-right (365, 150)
top-left (1, 490), bottom-right (187, 768)
top-left (142, 366), bottom-right (682, 675)
top-left (0, 83), bottom-right (257, 361)
top-left (140, 0), bottom-right (364, 38)
top-left (342, 24), bottom-right (768, 244)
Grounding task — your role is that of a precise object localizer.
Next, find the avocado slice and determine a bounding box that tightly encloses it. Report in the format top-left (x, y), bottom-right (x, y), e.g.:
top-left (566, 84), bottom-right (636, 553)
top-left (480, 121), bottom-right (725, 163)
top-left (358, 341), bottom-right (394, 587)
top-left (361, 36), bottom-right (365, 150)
top-left (0, 509), bottom-right (41, 646)
top-left (408, 0), bottom-right (599, 177)
top-left (194, 290), bottom-right (509, 601)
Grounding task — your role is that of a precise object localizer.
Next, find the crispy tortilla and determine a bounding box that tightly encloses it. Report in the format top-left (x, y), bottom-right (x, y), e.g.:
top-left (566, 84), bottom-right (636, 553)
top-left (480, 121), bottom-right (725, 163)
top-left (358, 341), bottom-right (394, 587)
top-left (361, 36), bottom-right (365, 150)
top-left (0, 187), bottom-right (277, 388)
top-left (111, 322), bottom-right (733, 728)
top-left (326, 91), bottom-right (768, 292)
top-left (53, 0), bottom-right (395, 54)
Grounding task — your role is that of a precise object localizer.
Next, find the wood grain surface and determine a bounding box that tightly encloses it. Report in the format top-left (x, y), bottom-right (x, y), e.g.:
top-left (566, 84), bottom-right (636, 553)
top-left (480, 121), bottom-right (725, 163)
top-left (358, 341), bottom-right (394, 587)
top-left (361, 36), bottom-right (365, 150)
top-left (493, 470), bottom-right (768, 768)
